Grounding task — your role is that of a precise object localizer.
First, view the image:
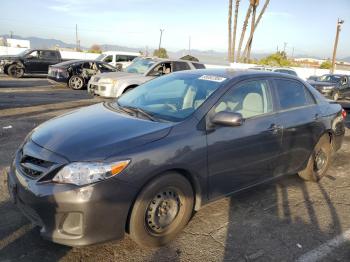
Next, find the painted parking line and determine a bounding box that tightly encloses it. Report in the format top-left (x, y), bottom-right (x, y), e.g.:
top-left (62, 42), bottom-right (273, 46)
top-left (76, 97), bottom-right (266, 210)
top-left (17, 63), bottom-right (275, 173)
top-left (296, 229), bottom-right (350, 262)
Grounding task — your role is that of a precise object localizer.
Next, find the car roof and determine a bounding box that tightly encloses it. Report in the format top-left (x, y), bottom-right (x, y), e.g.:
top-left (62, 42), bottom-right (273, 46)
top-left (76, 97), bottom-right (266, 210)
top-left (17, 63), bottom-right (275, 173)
top-left (51, 60), bottom-right (108, 68)
top-left (174, 68), bottom-right (300, 80)
top-left (137, 57), bottom-right (204, 64)
top-left (102, 51), bottom-right (140, 56)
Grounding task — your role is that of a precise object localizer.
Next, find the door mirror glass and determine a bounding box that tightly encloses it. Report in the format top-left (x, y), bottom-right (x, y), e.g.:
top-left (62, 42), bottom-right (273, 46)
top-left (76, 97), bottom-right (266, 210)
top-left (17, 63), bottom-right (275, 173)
top-left (212, 111), bottom-right (244, 127)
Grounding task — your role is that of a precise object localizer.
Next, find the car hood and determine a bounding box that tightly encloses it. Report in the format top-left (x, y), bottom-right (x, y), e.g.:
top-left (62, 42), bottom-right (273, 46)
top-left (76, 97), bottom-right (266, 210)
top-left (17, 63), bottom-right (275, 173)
top-left (0, 55), bottom-right (20, 61)
top-left (30, 103), bottom-right (173, 161)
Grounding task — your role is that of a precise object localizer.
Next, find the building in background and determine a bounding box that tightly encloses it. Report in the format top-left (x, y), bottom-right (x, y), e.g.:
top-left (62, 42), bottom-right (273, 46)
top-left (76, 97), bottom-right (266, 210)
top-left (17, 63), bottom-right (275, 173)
top-left (6, 38), bottom-right (30, 48)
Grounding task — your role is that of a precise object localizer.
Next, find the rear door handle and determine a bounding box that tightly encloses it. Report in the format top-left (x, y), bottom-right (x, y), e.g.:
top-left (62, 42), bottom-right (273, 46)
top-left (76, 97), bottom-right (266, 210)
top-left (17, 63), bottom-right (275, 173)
top-left (267, 124), bottom-right (282, 135)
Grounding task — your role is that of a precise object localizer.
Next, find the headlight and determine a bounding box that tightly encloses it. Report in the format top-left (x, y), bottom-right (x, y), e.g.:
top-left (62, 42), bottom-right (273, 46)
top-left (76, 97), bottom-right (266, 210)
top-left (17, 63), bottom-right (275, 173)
top-left (52, 160), bottom-right (130, 186)
top-left (322, 86), bottom-right (335, 90)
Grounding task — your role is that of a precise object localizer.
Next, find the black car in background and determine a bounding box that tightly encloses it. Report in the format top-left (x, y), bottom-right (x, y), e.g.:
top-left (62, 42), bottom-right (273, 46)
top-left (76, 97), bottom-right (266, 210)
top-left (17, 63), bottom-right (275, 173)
top-left (48, 60), bottom-right (117, 90)
top-left (6, 70), bottom-right (346, 247)
top-left (0, 49), bottom-right (63, 78)
top-left (308, 74), bottom-right (350, 101)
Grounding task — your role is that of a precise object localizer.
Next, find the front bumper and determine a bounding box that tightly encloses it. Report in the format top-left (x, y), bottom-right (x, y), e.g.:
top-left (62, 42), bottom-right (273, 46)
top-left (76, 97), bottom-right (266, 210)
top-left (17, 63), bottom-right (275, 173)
top-left (47, 76), bottom-right (67, 86)
top-left (6, 158), bottom-right (137, 247)
top-left (87, 82), bottom-right (116, 98)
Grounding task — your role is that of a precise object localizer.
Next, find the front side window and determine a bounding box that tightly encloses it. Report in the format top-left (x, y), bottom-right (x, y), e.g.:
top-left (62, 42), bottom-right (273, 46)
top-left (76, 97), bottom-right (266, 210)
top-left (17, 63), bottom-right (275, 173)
top-left (117, 73), bottom-right (228, 122)
top-left (214, 80), bottom-right (273, 119)
top-left (103, 55), bottom-right (113, 63)
top-left (274, 79), bottom-right (315, 110)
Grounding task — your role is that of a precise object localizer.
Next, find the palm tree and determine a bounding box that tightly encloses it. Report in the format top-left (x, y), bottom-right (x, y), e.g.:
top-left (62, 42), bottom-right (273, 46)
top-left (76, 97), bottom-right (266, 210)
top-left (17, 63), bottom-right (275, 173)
top-left (245, 0), bottom-right (259, 62)
top-left (228, 0), bottom-right (233, 62)
top-left (231, 0), bottom-right (241, 62)
top-left (242, 0), bottom-right (270, 60)
top-left (236, 2), bottom-right (253, 62)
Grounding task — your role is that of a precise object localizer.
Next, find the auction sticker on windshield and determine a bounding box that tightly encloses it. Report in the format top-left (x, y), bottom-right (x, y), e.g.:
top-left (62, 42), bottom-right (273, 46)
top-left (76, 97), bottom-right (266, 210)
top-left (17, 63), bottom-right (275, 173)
top-left (198, 75), bottom-right (227, 82)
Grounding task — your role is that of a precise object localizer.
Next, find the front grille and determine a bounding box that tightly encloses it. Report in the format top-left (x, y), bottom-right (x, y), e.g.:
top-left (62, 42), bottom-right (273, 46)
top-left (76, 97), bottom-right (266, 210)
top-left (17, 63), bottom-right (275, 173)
top-left (19, 155), bottom-right (54, 179)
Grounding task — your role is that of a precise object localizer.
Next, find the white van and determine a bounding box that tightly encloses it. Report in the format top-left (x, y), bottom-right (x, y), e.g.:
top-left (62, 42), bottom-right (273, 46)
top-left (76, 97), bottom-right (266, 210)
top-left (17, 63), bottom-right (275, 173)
top-left (96, 51), bottom-right (141, 69)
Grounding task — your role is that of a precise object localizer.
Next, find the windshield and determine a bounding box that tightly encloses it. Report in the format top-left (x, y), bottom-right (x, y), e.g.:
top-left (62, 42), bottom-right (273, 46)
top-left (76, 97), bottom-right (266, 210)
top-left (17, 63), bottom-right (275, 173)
top-left (95, 54), bottom-right (107, 61)
top-left (117, 72), bottom-right (228, 122)
top-left (125, 58), bottom-right (156, 74)
top-left (319, 74), bottom-right (342, 83)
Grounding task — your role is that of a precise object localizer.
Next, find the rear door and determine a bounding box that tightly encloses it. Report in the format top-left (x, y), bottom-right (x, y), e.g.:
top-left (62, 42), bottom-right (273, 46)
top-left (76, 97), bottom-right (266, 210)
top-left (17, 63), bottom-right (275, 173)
top-left (272, 78), bottom-right (322, 175)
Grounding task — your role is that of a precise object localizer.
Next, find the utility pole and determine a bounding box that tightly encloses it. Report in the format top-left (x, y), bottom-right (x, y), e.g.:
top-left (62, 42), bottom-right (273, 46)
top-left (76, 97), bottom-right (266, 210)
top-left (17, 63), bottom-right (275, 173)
top-left (292, 47), bottom-right (295, 59)
top-left (158, 29), bottom-right (164, 51)
top-left (75, 24), bottom-right (80, 51)
top-left (10, 31), bottom-right (13, 38)
top-left (331, 18), bottom-right (344, 73)
top-left (283, 42), bottom-right (287, 53)
top-left (188, 36), bottom-right (191, 55)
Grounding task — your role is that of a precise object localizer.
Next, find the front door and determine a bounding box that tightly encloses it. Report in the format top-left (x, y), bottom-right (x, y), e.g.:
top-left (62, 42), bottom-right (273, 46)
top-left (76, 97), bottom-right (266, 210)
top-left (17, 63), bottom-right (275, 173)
top-left (206, 79), bottom-right (283, 199)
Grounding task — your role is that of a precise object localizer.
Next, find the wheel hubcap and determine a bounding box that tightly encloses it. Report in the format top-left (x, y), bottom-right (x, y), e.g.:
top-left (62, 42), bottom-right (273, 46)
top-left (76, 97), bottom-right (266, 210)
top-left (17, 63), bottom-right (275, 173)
top-left (314, 150), bottom-right (327, 171)
top-left (146, 190), bottom-right (181, 234)
top-left (71, 77), bottom-right (83, 88)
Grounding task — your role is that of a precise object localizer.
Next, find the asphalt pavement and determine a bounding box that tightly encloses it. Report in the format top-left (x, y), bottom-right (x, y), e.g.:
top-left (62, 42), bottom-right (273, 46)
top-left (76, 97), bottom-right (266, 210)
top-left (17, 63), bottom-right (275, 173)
top-left (0, 74), bottom-right (349, 262)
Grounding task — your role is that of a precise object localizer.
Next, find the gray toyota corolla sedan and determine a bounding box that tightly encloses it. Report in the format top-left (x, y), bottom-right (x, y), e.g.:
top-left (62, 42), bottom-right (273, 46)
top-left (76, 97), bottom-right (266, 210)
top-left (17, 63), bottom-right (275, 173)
top-left (6, 69), bottom-right (346, 247)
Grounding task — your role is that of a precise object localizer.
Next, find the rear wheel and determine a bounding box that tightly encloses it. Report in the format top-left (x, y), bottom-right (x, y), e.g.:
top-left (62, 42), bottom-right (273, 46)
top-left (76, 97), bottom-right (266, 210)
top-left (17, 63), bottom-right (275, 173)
top-left (298, 134), bottom-right (332, 182)
top-left (129, 172), bottom-right (194, 247)
top-left (7, 64), bottom-right (24, 78)
top-left (68, 75), bottom-right (84, 90)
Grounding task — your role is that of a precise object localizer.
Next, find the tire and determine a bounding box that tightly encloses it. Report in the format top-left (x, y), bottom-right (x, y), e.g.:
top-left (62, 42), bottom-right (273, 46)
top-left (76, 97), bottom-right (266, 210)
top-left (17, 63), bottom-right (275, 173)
top-left (68, 75), bottom-right (84, 90)
top-left (7, 64), bottom-right (24, 78)
top-left (129, 172), bottom-right (194, 247)
top-left (298, 134), bottom-right (332, 182)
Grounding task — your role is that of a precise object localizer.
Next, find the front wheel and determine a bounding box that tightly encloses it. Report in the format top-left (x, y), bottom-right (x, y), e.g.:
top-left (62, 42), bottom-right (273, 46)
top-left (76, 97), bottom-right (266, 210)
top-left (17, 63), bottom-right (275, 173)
top-left (68, 75), bottom-right (84, 90)
top-left (7, 64), bottom-right (24, 78)
top-left (298, 134), bottom-right (332, 182)
top-left (129, 173), bottom-right (194, 247)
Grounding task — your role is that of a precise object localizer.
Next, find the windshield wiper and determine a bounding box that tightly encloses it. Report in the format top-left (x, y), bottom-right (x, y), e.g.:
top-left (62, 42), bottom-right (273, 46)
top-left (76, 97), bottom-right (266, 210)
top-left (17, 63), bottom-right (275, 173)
top-left (122, 106), bottom-right (158, 122)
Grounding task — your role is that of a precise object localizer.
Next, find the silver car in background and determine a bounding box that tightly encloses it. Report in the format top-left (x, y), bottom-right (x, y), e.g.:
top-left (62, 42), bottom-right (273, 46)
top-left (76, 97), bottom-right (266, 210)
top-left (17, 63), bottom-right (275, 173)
top-left (87, 57), bottom-right (206, 98)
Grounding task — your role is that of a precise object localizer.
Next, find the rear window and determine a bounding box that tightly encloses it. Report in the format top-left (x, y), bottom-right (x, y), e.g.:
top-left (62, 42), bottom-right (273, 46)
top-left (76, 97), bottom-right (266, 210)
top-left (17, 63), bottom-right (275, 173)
top-left (274, 69), bottom-right (297, 76)
top-left (274, 79), bottom-right (315, 110)
top-left (192, 63), bottom-right (206, 69)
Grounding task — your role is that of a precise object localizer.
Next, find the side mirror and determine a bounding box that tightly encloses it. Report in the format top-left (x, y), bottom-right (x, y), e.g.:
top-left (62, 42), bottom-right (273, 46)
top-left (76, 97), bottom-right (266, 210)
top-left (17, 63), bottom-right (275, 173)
top-left (211, 111), bottom-right (244, 127)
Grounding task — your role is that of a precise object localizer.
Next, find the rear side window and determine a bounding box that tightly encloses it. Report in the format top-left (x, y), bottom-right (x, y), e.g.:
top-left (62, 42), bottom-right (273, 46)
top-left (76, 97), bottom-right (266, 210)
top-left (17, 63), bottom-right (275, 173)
top-left (116, 55), bottom-right (129, 62)
top-left (40, 51), bottom-right (58, 59)
top-left (192, 63), bottom-right (206, 69)
top-left (274, 79), bottom-right (315, 110)
top-left (173, 62), bottom-right (191, 71)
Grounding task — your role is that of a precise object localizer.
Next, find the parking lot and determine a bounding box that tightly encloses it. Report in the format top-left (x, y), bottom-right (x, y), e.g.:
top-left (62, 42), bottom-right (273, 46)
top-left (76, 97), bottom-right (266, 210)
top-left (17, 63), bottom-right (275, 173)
top-left (0, 74), bottom-right (350, 262)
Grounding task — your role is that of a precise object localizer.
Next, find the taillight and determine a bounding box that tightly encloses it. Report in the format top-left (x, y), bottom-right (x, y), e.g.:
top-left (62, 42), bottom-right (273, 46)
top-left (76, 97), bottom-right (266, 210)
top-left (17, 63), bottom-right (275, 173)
top-left (341, 109), bottom-right (347, 119)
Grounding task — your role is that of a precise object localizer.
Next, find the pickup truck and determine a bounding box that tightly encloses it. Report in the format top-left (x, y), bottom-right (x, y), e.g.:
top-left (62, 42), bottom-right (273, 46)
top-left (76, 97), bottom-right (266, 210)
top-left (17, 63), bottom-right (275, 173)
top-left (0, 49), bottom-right (63, 78)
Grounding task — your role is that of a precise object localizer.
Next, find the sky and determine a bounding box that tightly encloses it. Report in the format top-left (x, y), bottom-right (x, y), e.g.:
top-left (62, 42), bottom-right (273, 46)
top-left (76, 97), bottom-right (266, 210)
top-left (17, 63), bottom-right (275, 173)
top-left (0, 0), bottom-right (349, 58)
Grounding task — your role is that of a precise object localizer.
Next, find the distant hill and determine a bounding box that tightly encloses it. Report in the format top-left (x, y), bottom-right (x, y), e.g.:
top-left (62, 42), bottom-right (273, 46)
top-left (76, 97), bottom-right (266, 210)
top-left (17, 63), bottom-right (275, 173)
top-left (1, 34), bottom-right (77, 49)
top-left (2, 34), bottom-right (348, 65)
